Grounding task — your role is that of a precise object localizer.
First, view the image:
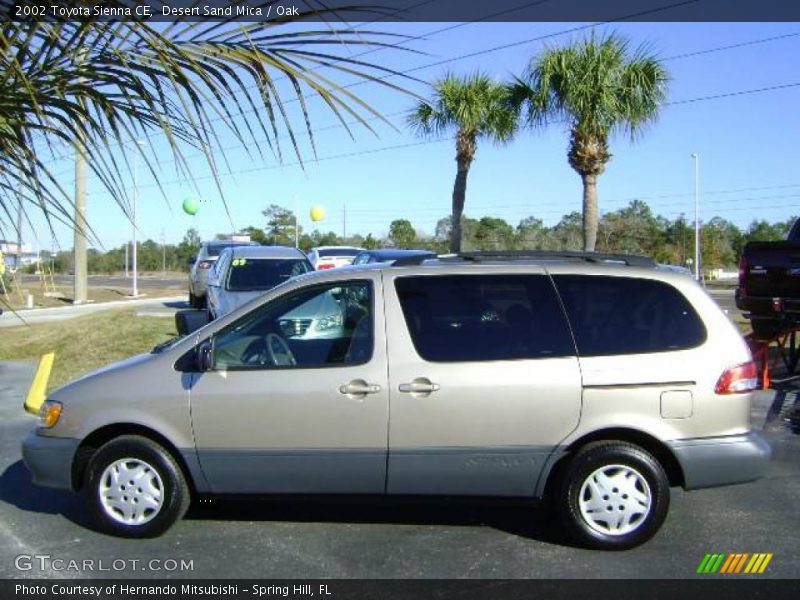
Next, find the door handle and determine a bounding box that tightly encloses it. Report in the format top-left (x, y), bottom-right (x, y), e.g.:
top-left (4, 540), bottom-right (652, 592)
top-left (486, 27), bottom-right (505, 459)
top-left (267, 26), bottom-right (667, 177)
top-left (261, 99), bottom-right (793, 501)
top-left (398, 379), bottom-right (440, 394)
top-left (339, 380), bottom-right (381, 395)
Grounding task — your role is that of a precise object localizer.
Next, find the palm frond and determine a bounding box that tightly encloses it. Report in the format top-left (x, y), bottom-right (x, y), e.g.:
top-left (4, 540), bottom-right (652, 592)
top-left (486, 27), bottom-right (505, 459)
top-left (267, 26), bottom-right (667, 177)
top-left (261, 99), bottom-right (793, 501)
top-left (0, 2), bottom-right (414, 242)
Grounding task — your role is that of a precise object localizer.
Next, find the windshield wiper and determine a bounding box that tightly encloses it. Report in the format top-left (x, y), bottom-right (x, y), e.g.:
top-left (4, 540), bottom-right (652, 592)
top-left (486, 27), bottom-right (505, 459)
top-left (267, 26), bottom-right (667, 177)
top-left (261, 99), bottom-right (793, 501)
top-left (151, 335), bottom-right (184, 354)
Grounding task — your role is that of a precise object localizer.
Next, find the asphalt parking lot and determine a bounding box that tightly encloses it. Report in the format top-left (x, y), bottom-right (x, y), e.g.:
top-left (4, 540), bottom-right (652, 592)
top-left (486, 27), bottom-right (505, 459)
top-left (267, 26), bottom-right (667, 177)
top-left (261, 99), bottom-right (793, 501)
top-left (1, 357), bottom-right (798, 579)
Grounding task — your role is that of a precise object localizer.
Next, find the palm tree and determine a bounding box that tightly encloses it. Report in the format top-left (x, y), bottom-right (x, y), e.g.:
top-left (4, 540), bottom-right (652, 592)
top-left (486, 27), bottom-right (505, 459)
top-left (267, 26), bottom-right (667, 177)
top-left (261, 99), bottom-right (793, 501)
top-left (409, 73), bottom-right (517, 253)
top-left (510, 33), bottom-right (668, 251)
top-left (0, 6), bottom-right (410, 239)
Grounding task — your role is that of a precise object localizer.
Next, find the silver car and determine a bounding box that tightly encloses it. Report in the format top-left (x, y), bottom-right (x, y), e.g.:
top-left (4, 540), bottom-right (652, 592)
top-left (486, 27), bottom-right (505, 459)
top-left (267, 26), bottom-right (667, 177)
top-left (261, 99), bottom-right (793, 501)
top-left (206, 246), bottom-right (312, 320)
top-left (188, 240), bottom-right (258, 308)
top-left (23, 251), bottom-right (770, 548)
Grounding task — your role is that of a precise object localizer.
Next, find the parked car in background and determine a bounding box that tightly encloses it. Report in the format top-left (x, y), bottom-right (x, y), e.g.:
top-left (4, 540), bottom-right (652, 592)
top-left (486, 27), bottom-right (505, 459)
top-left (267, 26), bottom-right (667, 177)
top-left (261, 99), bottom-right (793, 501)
top-left (351, 249), bottom-right (436, 265)
top-left (188, 240), bottom-right (259, 308)
top-left (206, 246), bottom-right (312, 319)
top-left (657, 264), bottom-right (693, 277)
top-left (307, 246), bottom-right (362, 270)
top-left (23, 251), bottom-right (768, 547)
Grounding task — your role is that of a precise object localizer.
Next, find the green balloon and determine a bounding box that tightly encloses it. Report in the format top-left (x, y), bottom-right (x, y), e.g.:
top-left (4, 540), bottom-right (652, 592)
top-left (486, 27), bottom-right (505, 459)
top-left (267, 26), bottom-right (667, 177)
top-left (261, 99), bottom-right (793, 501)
top-left (182, 197), bottom-right (199, 215)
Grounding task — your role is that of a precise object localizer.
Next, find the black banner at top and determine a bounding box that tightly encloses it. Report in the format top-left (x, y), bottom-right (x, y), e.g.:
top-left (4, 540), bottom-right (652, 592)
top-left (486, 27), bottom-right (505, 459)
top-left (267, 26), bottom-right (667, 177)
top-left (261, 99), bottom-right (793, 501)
top-left (2, 0), bottom-right (800, 23)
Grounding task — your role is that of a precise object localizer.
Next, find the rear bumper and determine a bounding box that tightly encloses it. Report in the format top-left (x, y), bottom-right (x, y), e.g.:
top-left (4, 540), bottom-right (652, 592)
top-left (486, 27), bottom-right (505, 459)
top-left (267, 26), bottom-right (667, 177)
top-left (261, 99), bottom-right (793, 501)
top-left (736, 290), bottom-right (800, 315)
top-left (668, 431), bottom-right (771, 490)
top-left (22, 432), bottom-right (79, 491)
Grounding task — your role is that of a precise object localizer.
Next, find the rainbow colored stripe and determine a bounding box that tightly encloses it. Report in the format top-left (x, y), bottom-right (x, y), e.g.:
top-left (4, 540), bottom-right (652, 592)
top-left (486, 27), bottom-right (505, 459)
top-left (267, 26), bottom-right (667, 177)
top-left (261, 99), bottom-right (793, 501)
top-left (697, 553), bottom-right (773, 574)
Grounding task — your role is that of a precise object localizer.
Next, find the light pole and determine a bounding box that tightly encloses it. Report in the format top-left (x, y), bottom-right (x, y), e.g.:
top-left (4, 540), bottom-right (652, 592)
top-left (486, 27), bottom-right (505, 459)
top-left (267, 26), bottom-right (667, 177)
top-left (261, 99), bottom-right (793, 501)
top-left (692, 153), bottom-right (700, 282)
top-left (294, 194), bottom-right (299, 249)
top-left (132, 139), bottom-right (146, 297)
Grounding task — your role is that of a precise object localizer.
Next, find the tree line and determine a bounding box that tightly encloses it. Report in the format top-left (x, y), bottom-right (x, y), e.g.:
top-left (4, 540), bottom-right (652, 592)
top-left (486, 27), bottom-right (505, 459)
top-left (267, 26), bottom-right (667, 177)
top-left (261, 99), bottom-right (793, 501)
top-left (36, 200), bottom-right (794, 275)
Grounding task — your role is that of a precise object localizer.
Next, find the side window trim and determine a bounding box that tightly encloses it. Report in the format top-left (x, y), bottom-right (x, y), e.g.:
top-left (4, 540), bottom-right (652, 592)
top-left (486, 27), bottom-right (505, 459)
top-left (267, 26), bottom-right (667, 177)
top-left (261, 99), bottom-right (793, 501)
top-left (211, 279), bottom-right (376, 371)
top-left (551, 274), bottom-right (708, 357)
top-left (394, 274), bottom-right (576, 363)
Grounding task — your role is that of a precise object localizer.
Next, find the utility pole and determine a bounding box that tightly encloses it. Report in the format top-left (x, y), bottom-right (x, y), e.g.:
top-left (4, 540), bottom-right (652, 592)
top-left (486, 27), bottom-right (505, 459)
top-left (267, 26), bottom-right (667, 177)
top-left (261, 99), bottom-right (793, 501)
top-left (294, 194), bottom-right (299, 249)
top-left (16, 186), bottom-right (22, 270)
top-left (73, 47), bottom-right (88, 305)
top-left (692, 153), bottom-right (700, 282)
top-left (131, 139), bottom-right (146, 297)
top-left (342, 202), bottom-right (347, 241)
top-left (161, 228), bottom-right (166, 279)
top-left (73, 137), bottom-right (88, 304)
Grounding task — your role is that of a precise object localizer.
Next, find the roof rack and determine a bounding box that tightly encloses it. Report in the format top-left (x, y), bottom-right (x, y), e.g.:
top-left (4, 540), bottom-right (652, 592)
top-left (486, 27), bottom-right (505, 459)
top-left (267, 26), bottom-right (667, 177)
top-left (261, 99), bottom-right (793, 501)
top-left (391, 250), bottom-right (656, 268)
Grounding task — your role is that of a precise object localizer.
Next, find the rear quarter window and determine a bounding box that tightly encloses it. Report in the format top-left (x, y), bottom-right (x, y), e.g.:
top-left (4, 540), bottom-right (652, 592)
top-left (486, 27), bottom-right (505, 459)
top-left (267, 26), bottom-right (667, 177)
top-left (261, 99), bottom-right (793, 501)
top-left (395, 275), bottom-right (575, 362)
top-left (552, 275), bottom-right (707, 356)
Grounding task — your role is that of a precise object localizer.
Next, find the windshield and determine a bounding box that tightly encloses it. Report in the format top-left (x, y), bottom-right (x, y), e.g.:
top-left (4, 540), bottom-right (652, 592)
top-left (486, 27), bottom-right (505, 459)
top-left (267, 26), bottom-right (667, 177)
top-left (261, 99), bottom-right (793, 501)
top-left (226, 259), bottom-right (311, 291)
top-left (319, 248), bottom-right (360, 257)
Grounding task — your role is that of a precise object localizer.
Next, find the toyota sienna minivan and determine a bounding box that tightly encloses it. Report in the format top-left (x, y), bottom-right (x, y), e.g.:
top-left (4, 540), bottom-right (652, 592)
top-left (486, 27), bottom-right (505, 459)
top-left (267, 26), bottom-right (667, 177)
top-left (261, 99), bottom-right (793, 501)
top-left (22, 251), bottom-right (770, 549)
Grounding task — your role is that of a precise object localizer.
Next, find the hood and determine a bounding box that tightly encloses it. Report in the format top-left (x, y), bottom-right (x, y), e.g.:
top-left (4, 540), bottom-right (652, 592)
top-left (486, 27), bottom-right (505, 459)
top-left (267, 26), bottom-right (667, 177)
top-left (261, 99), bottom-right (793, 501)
top-left (50, 352), bottom-right (157, 397)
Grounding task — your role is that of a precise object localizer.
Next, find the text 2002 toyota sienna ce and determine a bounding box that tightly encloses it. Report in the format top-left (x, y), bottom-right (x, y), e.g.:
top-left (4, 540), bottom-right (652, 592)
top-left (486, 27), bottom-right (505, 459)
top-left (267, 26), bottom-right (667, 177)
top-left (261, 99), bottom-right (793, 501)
top-left (22, 252), bottom-right (770, 549)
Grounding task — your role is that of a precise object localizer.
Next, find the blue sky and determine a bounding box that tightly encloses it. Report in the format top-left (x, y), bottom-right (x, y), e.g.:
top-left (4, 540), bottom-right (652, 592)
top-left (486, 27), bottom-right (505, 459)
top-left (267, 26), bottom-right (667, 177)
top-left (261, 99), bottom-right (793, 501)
top-left (25, 21), bottom-right (800, 252)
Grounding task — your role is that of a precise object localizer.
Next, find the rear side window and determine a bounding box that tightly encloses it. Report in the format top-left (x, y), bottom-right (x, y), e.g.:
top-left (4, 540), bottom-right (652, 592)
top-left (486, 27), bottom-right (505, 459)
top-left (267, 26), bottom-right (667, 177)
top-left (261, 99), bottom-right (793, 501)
top-left (395, 275), bottom-right (575, 362)
top-left (552, 275), bottom-right (706, 356)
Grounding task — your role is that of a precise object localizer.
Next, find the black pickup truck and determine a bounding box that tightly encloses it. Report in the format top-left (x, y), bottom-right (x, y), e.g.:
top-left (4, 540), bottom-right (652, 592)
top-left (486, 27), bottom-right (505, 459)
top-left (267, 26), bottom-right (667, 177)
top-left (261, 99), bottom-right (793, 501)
top-left (736, 218), bottom-right (800, 338)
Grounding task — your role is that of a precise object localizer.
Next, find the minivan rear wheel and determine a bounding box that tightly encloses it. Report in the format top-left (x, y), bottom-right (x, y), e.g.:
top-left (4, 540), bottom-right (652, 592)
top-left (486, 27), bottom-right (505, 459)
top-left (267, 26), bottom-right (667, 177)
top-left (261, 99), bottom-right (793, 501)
top-left (557, 441), bottom-right (669, 550)
top-left (84, 435), bottom-right (190, 538)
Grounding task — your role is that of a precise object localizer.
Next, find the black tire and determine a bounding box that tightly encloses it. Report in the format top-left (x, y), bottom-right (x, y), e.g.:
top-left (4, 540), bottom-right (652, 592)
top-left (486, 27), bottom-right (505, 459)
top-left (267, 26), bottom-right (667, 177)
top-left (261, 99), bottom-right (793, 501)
top-left (84, 435), bottom-right (190, 538)
top-left (556, 441), bottom-right (670, 550)
top-left (750, 318), bottom-right (784, 341)
top-left (189, 292), bottom-right (205, 309)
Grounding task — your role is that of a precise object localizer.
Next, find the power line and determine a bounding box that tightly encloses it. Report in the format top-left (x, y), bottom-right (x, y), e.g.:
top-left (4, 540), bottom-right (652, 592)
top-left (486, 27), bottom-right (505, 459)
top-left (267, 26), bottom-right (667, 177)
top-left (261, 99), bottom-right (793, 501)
top-left (337, 189), bottom-right (800, 216)
top-left (33, 1), bottom-right (552, 167)
top-left (82, 78), bottom-right (800, 197)
top-left (34, 0), bottom-right (730, 168)
top-left (668, 81), bottom-right (800, 106)
top-left (662, 31), bottom-right (800, 61)
top-left (49, 25), bottom-right (800, 178)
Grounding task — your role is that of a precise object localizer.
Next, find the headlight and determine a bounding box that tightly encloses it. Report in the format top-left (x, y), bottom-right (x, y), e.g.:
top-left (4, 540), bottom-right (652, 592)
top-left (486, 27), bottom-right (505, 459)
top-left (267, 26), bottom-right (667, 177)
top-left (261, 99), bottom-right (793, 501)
top-left (38, 401), bottom-right (62, 428)
top-left (315, 314), bottom-right (343, 331)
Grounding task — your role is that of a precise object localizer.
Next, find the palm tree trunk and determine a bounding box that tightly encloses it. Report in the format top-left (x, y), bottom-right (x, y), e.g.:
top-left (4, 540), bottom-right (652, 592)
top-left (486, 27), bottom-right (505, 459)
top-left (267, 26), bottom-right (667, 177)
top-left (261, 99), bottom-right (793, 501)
top-left (581, 172), bottom-right (599, 252)
top-left (450, 159), bottom-right (470, 253)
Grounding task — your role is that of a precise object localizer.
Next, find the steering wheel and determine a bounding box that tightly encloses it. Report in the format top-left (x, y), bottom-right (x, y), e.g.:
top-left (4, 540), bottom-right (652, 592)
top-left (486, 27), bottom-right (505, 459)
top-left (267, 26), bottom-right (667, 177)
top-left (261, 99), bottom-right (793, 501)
top-left (266, 333), bottom-right (296, 367)
top-left (240, 339), bottom-right (269, 366)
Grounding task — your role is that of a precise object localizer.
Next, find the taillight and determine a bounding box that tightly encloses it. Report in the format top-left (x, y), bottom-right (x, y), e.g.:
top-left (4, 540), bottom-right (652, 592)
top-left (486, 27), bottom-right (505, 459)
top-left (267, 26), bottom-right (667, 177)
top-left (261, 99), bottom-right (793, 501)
top-left (318, 264), bottom-right (335, 270)
top-left (738, 255), bottom-right (747, 290)
top-left (198, 260), bottom-right (213, 269)
top-left (715, 361), bottom-right (758, 394)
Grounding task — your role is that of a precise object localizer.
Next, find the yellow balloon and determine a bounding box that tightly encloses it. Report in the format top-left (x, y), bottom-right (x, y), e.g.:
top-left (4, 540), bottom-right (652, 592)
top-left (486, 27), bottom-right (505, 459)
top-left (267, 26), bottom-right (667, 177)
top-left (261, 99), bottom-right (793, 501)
top-left (310, 205), bottom-right (326, 222)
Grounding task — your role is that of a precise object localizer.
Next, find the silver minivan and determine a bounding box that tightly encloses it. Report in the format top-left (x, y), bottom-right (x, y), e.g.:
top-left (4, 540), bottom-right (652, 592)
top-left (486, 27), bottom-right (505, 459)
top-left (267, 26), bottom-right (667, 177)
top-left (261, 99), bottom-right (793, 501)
top-left (22, 252), bottom-right (770, 549)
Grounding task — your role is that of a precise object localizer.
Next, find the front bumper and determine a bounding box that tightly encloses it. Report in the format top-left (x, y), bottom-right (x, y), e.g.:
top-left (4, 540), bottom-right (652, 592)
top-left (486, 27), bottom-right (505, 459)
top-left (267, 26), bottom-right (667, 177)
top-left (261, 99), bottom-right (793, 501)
top-left (22, 432), bottom-right (80, 491)
top-left (669, 431), bottom-right (771, 490)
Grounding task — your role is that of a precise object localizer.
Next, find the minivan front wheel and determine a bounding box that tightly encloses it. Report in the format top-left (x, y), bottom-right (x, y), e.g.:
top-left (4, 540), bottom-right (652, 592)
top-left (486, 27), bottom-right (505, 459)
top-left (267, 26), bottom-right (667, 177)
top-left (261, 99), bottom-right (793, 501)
top-left (557, 441), bottom-right (669, 550)
top-left (84, 435), bottom-right (190, 538)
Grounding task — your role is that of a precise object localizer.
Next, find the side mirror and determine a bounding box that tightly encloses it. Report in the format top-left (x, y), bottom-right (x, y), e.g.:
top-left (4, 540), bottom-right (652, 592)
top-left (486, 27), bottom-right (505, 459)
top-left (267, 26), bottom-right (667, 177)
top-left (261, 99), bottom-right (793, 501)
top-left (186, 256), bottom-right (195, 267)
top-left (197, 340), bottom-right (215, 372)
